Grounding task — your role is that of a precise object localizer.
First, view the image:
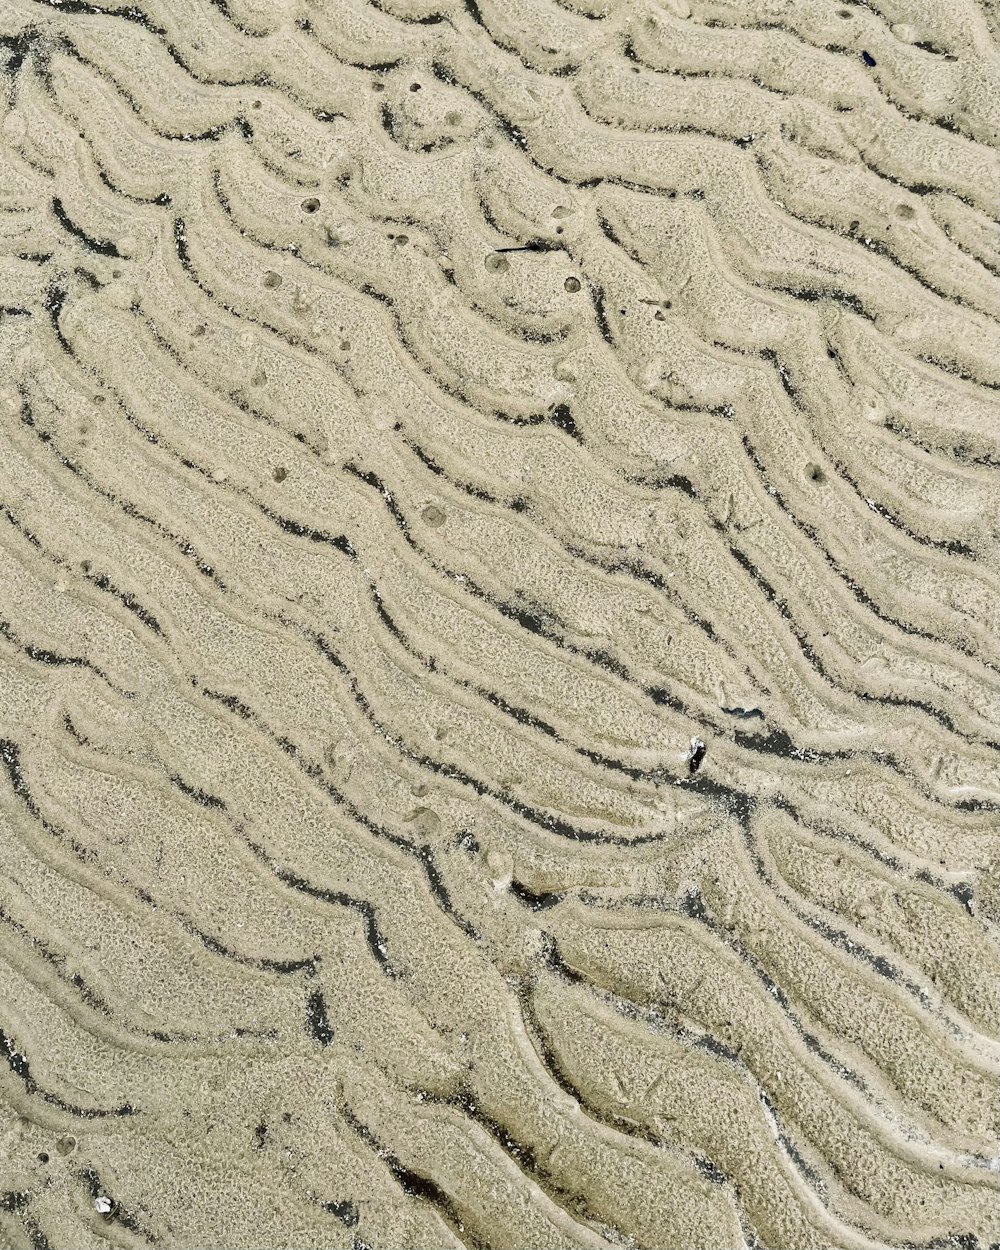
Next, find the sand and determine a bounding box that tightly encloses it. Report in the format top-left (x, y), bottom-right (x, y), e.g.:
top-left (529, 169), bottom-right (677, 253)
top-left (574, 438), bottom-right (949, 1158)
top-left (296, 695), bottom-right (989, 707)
top-left (0, 0), bottom-right (998, 1247)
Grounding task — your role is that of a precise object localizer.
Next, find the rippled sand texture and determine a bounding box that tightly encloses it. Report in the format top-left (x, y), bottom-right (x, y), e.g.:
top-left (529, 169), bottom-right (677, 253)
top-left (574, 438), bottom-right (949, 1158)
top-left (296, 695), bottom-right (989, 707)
top-left (1, 0), bottom-right (999, 1247)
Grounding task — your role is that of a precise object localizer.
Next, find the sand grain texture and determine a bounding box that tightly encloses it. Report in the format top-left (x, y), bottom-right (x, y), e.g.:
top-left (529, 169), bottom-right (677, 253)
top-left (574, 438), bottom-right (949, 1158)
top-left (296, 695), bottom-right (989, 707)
top-left (0, 0), bottom-right (999, 1247)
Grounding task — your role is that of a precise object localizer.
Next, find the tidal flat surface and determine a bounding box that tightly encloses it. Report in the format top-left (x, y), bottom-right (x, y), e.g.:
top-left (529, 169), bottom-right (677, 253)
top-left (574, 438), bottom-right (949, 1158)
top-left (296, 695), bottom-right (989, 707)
top-left (0, 1), bottom-right (998, 1247)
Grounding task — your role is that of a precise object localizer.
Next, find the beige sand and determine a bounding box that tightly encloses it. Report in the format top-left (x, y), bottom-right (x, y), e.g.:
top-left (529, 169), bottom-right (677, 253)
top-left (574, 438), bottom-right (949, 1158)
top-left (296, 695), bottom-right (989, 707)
top-left (0, 0), bottom-right (998, 1246)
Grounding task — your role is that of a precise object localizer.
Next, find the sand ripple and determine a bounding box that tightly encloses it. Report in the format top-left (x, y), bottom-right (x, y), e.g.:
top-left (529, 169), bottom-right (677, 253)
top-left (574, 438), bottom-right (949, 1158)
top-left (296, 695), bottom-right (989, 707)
top-left (0, 0), bottom-right (998, 1246)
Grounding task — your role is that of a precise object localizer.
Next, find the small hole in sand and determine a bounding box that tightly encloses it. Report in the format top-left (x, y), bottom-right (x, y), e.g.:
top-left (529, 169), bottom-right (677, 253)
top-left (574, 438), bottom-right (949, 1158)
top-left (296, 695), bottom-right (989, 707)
top-left (371, 81), bottom-right (385, 93)
top-left (301, 197), bottom-right (320, 213)
top-left (895, 203), bottom-right (915, 219)
top-left (485, 253), bottom-right (509, 273)
top-left (409, 82), bottom-right (421, 92)
top-left (192, 324), bottom-right (206, 337)
top-left (273, 466), bottom-right (288, 482)
top-left (37, 1153), bottom-right (49, 1164)
top-left (410, 807), bottom-right (441, 834)
top-left (848, 219), bottom-right (860, 233)
top-left (56, 1135), bottom-right (76, 1156)
top-left (806, 463), bottom-right (825, 483)
top-left (80, 559), bottom-right (91, 573)
top-left (564, 276), bottom-right (581, 292)
top-left (93, 394), bottom-right (105, 404)
top-left (422, 504), bottom-right (446, 527)
top-left (263, 271), bottom-right (282, 288)
top-left (837, 7), bottom-right (851, 15)
top-left (339, 340), bottom-right (350, 352)
top-left (434, 725), bottom-right (448, 741)
top-left (394, 234), bottom-right (408, 246)
top-left (654, 309), bottom-right (666, 322)
top-left (252, 99), bottom-right (262, 109)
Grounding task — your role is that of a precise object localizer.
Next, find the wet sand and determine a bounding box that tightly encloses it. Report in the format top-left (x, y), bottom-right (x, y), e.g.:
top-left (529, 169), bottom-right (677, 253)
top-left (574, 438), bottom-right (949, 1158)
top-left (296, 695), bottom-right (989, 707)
top-left (0, 1), bottom-right (999, 1247)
